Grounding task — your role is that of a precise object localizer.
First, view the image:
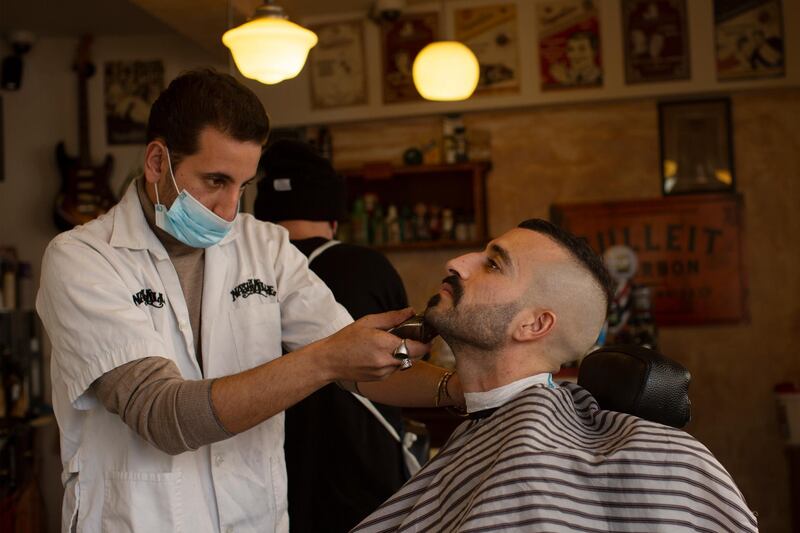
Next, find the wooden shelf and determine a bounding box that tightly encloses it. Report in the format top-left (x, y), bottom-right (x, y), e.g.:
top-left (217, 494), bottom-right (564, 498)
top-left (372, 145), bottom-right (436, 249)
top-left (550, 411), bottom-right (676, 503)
top-left (339, 161), bottom-right (491, 179)
top-left (338, 161), bottom-right (491, 250)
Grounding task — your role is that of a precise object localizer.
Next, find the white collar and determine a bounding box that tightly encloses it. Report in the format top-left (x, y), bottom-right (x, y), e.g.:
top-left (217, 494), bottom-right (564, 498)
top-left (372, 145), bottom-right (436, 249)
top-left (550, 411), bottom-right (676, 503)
top-left (464, 372), bottom-right (555, 414)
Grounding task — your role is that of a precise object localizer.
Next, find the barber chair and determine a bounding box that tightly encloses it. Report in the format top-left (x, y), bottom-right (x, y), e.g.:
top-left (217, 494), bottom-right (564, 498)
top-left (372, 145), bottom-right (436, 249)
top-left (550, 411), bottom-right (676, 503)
top-left (577, 344), bottom-right (692, 429)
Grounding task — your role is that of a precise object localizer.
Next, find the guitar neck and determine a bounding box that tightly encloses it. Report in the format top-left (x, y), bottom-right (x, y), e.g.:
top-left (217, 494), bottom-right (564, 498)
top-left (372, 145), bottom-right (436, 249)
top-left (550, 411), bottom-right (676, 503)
top-left (78, 73), bottom-right (91, 168)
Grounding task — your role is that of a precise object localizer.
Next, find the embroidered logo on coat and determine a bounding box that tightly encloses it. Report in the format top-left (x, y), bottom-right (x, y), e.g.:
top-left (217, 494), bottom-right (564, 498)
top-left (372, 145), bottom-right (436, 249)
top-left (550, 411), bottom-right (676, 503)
top-left (132, 289), bottom-right (165, 308)
top-left (231, 279), bottom-right (276, 302)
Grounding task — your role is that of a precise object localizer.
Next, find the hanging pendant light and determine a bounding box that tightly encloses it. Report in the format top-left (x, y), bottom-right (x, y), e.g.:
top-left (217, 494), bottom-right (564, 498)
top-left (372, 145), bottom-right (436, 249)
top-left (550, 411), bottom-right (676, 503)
top-left (222, 1), bottom-right (318, 85)
top-left (412, 41), bottom-right (479, 102)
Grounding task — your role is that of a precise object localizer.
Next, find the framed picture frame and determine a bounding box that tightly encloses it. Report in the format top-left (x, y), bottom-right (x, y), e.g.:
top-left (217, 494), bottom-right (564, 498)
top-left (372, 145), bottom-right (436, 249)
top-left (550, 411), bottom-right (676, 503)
top-left (714, 0), bottom-right (785, 82)
top-left (622, 0), bottom-right (690, 84)
top-left (658, 98), bottom-right (735, 195)
top-left (381, 12), bottom-right (438, 104)
top-left (104, 60), bottom-right (164, 145)
top-left (537, 0), bottom-right (603, 91)
top-left (455, 2), bottom-right (521, 96)
top-left (308, 19), bottom-right (369, 109)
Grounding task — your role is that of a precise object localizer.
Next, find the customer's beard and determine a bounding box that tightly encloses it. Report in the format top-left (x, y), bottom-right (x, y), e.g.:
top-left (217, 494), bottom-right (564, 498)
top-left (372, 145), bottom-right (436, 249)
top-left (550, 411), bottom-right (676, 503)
top-left (424, 296), bottom-right (521, 352)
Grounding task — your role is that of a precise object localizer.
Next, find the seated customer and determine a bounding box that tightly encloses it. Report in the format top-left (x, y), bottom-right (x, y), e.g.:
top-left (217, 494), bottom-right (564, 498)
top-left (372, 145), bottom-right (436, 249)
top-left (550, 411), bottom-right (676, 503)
top-left (354, 219), bottom-right (757, 533)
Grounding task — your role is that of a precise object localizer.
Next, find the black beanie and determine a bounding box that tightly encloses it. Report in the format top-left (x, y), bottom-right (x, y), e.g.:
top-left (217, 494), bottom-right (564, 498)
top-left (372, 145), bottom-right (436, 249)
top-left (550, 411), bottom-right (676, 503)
top-left (254, 139), bottom-right (347, 222)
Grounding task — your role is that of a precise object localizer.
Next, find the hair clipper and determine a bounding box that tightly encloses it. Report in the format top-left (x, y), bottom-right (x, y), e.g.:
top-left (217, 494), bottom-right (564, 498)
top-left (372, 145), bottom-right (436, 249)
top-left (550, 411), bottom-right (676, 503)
top-left (388, 314), bottom-right (438, 343)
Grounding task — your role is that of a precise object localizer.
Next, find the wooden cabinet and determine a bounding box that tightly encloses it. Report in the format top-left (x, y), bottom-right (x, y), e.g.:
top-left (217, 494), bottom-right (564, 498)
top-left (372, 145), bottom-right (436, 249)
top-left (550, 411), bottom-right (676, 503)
top-left (338, 161), bottom-right (491, 251)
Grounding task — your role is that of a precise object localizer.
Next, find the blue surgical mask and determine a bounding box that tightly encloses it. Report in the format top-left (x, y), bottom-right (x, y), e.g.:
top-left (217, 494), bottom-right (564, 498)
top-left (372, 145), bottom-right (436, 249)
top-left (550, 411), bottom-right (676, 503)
top-left (153, 146), bottom-right (234, 248)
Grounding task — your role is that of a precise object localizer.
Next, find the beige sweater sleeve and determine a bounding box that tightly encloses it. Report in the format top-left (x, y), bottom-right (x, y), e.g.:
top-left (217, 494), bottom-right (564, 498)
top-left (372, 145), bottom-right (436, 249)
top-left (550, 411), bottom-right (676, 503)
top-left (92, 357), bottom-right (233, 455)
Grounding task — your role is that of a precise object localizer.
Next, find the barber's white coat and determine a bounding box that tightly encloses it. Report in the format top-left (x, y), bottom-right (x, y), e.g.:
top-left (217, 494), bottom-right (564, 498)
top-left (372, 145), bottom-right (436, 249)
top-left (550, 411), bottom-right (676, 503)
top-left (37, 183), bottom-right (352, 533)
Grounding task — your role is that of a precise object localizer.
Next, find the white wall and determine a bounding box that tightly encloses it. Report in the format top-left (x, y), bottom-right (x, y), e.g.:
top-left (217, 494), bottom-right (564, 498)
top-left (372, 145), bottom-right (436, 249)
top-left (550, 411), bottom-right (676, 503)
top-left (245, 0), bottom-right (800, 126)
top-left (0, 33), bottom-right (225, 284)
top-left (0, 32), bottom-right (223, 532)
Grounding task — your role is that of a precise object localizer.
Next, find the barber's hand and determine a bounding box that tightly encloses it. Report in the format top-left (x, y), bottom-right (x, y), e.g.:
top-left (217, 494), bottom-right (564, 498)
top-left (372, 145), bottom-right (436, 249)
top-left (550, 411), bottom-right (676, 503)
top-left (316, 308), bottom-right (431, 383)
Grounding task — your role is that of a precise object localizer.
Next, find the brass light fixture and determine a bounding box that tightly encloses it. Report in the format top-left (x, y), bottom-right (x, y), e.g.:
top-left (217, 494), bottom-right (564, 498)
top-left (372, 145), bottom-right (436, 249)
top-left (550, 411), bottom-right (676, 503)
top-left (413, 40), bottom-right (479, 101)
top-left (222, 1), bottom-right (318, 85)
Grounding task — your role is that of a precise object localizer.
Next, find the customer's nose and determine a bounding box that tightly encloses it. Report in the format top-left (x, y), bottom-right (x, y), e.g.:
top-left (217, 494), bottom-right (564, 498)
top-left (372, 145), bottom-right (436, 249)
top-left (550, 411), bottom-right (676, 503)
top-left (445, 252), bottom-right (480, 280)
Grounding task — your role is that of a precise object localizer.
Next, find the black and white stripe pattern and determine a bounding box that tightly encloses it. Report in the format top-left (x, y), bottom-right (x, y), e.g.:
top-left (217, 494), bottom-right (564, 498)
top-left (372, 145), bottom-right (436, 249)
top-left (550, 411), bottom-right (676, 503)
top-left (353, 383), bottom-right (757, 533)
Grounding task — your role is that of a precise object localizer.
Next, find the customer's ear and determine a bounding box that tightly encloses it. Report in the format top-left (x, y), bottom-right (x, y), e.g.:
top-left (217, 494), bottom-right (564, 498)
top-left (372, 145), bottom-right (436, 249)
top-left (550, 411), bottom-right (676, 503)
top-left (512, 309), bottom-right (556, 343)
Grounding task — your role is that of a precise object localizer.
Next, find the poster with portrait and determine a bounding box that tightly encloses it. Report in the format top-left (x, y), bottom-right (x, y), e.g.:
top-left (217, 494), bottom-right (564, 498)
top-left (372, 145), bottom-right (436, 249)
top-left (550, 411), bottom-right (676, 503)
top-left (715, 0), bottom-right (785, 81)
top-left (308, 20), bottom-right (368, 109)
top-left (381, 12), bottom-right (438, 104)
top-left (104, 60), bottom-right (163, 145)
top-left (622, 0), bottom-right (690, 84)
top-left (454, 3), bottom-right (519, 96)
top-left (537, 0), bottom-right (603, 91)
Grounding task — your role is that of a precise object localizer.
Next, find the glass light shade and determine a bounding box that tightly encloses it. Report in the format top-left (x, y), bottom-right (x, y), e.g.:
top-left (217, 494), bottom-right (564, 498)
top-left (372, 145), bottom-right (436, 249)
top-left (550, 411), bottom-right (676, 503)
top-left (223, 17), bottom-right (318, 85)
top-left (412, 41), bottom-right (480, 101)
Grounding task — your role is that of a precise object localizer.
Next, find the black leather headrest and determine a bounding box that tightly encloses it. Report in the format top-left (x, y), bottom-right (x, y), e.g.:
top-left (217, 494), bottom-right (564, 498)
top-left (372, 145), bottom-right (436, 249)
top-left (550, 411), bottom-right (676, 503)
top-left (577, 344), bottom-right (692, 428)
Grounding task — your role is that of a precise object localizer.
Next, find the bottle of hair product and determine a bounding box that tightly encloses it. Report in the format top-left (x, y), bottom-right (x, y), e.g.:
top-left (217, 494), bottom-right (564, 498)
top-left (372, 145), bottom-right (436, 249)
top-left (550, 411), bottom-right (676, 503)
top-left (442, 114), bottom-right (463, 164)
top-left (399, 206), bottom-right (413, 242)
top-left (372, 205), bottom-right (386, 246)
top-left (386, 205), bottom-right (401, 245)
top-left (350, 197), bottom-right (369, 245)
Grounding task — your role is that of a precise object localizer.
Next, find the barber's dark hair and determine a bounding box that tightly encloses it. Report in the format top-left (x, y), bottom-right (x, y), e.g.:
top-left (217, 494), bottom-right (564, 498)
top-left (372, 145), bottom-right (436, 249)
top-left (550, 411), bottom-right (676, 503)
top-left (146, 68), bottom-right (270, 165)
top-left (517, 218), bottom-right (614, 309)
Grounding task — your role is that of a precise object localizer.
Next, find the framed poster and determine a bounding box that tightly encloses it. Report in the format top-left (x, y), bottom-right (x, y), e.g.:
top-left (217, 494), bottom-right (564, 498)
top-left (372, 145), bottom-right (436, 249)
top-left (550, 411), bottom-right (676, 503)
top-left (552, 194), bottom-right (748, 326)
top-left (622, 0), bottom-right (690, 84)
top-left (454, 3), bottom-right (520, 96)
top-left (381, 12), bottom-right (438, 104)
top-left (715, 0), bottom-right (785, 81)
top-left (308, 20), bottom-right (368, 109)
top-left (104, 60), bottom-right (163, 145)
top-left (659, 98), bottom-right (735, 195)
top-left (537, 0), bottom-right (603, 90)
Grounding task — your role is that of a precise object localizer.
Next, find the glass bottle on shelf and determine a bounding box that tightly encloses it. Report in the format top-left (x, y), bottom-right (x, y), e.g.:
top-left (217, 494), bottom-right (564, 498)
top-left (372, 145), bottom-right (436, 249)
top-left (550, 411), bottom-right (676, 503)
top-left (350, 197), bottom-right (369, 245)
top-left (386, 205), bottom-right (401, 245)
top-left (372, 205), bottom-right (387, 246)
top-left (428, 204), bottom-right (442, 240)
top-left (442, 114), bottom-right (463, 164)
top-left (454, 126), bottom-right (468, 162)
top-left (413, 203), bottom-right (430, 241)
top-left (441, 208), bottom-right (455, 240)
top-left (454, 211), bottom-right (470, 242)
top-left (399, 206), bottom-right (413, 242)
top-left (363, 193), bottom-right (378, 244)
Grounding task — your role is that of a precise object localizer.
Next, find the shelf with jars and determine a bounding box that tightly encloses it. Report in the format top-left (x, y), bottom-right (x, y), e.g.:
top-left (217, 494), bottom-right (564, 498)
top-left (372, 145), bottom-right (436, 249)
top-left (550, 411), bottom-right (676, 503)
top-left (336, 161), bottom-right (491, 251)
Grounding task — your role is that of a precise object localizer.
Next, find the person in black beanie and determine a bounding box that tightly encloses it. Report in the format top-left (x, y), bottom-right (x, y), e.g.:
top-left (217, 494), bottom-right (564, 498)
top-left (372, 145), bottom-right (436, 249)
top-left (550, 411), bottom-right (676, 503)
top-left (255, 139), bottom-right (415, 533)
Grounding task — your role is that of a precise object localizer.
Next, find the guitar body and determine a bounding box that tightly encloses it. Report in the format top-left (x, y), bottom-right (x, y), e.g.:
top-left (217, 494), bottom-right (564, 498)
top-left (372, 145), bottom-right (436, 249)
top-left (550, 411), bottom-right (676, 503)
top-left (54, 142), bottom-right (115, 231)
top-left (53, 35), bottom-right (117, 231)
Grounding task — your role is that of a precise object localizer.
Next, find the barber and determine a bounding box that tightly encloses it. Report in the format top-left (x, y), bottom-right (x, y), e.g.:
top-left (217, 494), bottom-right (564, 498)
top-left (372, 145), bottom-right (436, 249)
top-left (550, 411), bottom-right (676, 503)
top-left (36, 69), bottom-right (461, 533)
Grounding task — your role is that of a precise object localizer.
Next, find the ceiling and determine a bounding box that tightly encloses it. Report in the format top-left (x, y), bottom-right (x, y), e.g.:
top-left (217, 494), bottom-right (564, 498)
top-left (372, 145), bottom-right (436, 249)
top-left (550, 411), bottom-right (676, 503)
top-left (0, 0), bottom-right (384, 61)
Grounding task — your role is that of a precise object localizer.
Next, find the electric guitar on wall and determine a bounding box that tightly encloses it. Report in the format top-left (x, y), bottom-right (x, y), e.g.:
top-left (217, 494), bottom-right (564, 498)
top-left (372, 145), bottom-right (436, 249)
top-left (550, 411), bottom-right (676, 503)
top-left (54, 35), bottom-right (115, 231)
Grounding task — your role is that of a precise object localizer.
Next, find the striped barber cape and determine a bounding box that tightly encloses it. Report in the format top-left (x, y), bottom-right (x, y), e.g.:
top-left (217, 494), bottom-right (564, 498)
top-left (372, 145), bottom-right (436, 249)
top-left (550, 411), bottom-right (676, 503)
top-left (353, 382), bottom-right (757, 533)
